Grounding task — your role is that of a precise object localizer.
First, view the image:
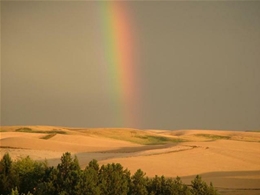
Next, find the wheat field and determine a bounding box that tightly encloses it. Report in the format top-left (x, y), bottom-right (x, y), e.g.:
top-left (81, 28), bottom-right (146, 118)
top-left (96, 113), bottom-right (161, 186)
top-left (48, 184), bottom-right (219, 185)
top-left (1, 126), bottom-right (260, 195)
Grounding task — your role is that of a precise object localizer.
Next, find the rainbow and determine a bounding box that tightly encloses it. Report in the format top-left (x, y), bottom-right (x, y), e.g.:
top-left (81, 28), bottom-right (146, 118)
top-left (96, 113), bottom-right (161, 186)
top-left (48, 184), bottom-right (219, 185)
top-left (97, 1), bottom-right (140, 127)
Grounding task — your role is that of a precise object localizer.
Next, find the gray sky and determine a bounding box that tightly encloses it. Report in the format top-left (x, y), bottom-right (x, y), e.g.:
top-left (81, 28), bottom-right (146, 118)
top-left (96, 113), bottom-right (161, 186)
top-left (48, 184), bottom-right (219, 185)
top-left (1, 1), bottom-right (260, 130)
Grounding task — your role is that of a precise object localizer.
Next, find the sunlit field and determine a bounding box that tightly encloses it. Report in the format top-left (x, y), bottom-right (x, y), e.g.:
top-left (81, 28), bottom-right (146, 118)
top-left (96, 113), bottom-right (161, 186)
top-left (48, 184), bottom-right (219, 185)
top-left (1, 126), bottom-right (260, 195)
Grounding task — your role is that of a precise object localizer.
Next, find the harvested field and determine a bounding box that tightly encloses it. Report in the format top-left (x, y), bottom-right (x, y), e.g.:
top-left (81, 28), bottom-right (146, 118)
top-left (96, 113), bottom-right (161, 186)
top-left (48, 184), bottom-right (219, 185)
top-left (1, 126), bottom-right (260, 195)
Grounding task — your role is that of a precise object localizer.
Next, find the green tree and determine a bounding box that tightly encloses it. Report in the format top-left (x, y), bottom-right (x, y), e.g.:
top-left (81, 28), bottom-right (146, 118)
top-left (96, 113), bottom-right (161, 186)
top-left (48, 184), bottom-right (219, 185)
top-left (1, 152), bottom-right (219, 195)
top-left (9, 187), bottom-right (19, 195)
top-left (56, 152), bottom-right (81, 195)
top-left (76, 159), bottom-right (100, 195)
top-left (99, 163), bottom-right (130, 195)
top-left (12, 155), bottom-right (46, 194)
top-left (147, 175), bottom-right (163, 195)
top-left (147, 175), bottom-right (192, 195)
top-left (8, 187), bottom-right (33, 195)
top-left (130, 169), bottom-right (148, 195)
top-left (0, 153), bottom-right (15, 194)
top-left (34, 166), bottom-right (57, 195)
top-left (191, 175), bottom-right (219, 195)
top-left (165, 176), bottom-right (191, 195)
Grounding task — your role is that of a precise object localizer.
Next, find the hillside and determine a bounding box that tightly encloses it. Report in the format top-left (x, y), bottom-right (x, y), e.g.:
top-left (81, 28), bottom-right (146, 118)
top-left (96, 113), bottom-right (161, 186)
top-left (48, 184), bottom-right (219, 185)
top-left (1, 126), bottom-right (260, 195)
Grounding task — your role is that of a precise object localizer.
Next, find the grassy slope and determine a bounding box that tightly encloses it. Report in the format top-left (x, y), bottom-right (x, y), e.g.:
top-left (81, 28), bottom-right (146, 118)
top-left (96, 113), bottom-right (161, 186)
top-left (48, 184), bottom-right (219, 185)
top-left (68, 128), bottom-right (184, 145)
top-left (1, 126), bottom-right (260, 144)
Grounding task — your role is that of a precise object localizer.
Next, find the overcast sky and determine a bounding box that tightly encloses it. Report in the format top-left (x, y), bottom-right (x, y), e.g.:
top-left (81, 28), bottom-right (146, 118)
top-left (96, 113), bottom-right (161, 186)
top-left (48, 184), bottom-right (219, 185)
top-left (1, 1), bottom-right (260, 130)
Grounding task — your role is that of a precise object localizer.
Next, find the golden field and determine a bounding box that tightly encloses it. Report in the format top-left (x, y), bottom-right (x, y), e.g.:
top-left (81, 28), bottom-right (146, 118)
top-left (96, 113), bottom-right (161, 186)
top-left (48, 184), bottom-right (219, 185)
top-left (1, 126), bottom-right (260, 195)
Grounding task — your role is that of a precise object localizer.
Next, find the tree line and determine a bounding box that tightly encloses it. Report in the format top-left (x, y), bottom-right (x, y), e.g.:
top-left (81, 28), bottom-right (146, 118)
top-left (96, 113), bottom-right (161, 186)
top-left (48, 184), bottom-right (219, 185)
top-left (0, 152), bottom-right (219, 195)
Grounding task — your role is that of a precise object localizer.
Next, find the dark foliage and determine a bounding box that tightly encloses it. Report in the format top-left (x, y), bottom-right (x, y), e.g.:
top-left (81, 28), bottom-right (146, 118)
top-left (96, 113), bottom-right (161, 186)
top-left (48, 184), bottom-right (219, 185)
top-left (0, 153), bottom-right (219, 195)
